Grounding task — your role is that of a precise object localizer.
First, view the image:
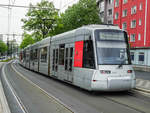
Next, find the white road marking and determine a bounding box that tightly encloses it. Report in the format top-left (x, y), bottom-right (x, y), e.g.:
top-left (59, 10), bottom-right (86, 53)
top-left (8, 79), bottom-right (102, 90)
top-left (2, 62), bottom-right (28, 113)
top-left (11, 61), bottom-right (74, 113)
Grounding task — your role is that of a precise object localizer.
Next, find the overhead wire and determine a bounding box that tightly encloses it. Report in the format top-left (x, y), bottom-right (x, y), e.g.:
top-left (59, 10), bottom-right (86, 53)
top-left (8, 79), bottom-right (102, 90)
top-left (60, 0), bottom-right (78, 11)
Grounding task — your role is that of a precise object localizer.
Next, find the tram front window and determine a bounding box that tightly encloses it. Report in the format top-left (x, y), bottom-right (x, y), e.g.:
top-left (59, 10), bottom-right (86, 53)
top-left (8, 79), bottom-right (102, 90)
top-left (95, 29), bottom-right (131, 65)
top-left (97, 48), bottom-right (129, 64)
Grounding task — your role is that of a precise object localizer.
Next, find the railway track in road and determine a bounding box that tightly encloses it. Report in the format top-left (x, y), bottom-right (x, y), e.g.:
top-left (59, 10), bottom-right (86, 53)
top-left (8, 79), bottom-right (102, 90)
top-left (90, 89), bottom-right (150, 113)
top-left (2, 62), bottom-right (28, 113)
top-left (2, 61), bottom-right (73, 113)
top-left (102, 93), bottom-right (149, 113)
top-left (5, 61), bottom-right (150, 113)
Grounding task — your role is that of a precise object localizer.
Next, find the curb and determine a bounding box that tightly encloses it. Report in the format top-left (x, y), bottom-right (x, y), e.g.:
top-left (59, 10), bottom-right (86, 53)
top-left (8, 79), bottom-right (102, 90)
top-left (0, 80), bottom-right (11, 113)
top-left (133, 66), bottom-right (150, 72)
top-left (135, 87), bottom-right (150, 93)
top-left (0, 63), bottom-right (11, 113)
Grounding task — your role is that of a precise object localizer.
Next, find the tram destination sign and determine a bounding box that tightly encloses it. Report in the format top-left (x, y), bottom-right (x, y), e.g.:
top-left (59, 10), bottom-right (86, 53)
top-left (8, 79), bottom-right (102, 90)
top-left (99, 32), bottom-right (125, 41)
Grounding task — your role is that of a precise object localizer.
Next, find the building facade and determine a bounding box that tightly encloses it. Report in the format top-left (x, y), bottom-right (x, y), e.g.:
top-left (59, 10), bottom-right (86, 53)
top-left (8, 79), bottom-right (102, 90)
top-left (113, 0), bottom-right (150, 66)
top-left (0, 34), bottom-right (3, 41)
top-left (97, 0), bottom-right (114, 24)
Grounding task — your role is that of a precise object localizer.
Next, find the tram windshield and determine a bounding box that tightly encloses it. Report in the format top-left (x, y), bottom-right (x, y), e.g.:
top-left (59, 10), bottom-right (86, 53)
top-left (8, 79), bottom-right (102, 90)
top-left (95, 29), bottom-right (131, 65)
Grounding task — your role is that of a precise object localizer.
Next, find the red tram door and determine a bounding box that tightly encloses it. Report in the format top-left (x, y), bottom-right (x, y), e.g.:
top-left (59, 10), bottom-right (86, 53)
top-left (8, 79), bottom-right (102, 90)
top-left (74, 41), bottom-right (84, 68)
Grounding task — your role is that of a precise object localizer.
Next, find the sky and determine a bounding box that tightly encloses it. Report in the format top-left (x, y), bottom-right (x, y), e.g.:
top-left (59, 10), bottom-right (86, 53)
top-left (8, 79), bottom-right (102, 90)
top-left (0, 0), bottom-right (78, 44)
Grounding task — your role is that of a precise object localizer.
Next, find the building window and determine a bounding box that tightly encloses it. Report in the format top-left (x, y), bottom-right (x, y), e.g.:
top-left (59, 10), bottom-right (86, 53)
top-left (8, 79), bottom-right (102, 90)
top-left (108, 0), bottom-right (113, 4)
top-left (123, 9), bottom-right (127, 17)
top-left (130, 34), bottom-right (136, 42)
top-left (123, 0), bottom-right (127, 4)
top-left (131, 6), bottom-right (137, 14)
top-left (138, 52), bottom-right (144, 64)
top-left (100, 11), bottom-right (104, 22)
top-left (115, 12), bottom-right (119, 20)
top-left (139, 19), bottom-right (142, 26)
top-left (139, 3), bottom-right (142, 10)
top-left (131, 20), bottom-right (136, 28)
top-left (108, 20), bottom-right (112, 24)
top-left (99, 1), bottom-right (104, 12)
top-left (130, 52), bottom-right (134, 61)
top-left (108, 9), bottom-right (112, 16)
top-left (122, 22), bottom-right (127, 30)
top-left (100, 11), bottom-right (104, 17)
top-left (138, 34), bottom-right (141, 40)
top-left (115, 0), bottom-right (119, 7)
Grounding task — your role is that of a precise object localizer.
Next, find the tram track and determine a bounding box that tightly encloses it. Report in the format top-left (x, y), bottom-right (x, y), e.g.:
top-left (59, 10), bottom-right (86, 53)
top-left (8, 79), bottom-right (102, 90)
top-left (3, 61), bottom-right (73, 113)
top-left (2, 62), bottom-right (28, 113)
top-left (11, 62), bottom-right (74, 113)
top-left (9, 61), bottom-right (150, 113)
top-left (90, 90), bottom-right (150, 113)
top-left (102, 96), bottom-right (145, 113)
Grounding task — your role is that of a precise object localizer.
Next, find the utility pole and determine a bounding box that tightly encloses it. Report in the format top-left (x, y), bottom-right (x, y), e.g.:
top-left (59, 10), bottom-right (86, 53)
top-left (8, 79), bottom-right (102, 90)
top-left (7, 0), bottom-right (11, 56)
top-left (12, 33), bottom-right (15, 58)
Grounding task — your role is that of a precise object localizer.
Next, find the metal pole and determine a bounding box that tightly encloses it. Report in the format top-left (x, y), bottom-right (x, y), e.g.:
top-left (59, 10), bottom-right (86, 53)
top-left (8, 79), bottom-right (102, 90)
top-left (7, 0), bottom-right (11, 57)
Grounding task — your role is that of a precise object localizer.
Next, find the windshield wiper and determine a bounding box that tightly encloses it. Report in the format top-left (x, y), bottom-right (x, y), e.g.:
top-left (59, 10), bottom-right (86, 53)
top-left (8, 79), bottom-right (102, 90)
top-left (118, 59), bottom-right (127, 68)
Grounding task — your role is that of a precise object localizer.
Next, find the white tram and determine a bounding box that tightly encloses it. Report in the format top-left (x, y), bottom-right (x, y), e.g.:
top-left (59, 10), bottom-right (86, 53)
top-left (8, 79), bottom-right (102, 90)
top-left (19, 25), bottom-right (136, 91)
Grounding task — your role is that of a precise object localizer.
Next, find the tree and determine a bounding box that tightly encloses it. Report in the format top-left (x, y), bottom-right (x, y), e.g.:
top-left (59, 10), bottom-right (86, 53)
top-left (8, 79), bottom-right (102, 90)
top-left (20, 33), bottom-right (34, 49)
top-left (0, 40), bottom-right (7, 55)
top-left (21, 0), bottom-right (59, 41)
top-left (55, 0), bottom-right (101, 34)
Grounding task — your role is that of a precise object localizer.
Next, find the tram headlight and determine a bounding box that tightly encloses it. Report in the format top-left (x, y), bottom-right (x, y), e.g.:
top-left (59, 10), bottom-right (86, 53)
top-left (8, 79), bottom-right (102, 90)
top-left (100, 70), bottom-right (111, 74)
top-left (127, 70), bottom-right (133, 73)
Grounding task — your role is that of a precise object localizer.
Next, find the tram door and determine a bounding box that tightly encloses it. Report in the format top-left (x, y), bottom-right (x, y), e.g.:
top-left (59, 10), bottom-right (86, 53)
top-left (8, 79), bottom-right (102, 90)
top-left (64, 44), bottom-right (74, 82)
top-left (52, 46), bottom-right (59, 77)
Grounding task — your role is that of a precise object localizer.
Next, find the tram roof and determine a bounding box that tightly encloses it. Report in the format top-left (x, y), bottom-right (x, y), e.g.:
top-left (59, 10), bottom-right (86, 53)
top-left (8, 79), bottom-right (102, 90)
top-left (22, 24), bottom-right (121, 49)
top-left (51, 24), bottom-right (121, 41)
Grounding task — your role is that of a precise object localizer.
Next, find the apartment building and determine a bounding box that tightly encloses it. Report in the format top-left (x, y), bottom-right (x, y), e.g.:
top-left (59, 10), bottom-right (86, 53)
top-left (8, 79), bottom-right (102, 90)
top-left (113, 0), bottom-right (150, 66)
top-left (97, 0), bottom-right (114, 24)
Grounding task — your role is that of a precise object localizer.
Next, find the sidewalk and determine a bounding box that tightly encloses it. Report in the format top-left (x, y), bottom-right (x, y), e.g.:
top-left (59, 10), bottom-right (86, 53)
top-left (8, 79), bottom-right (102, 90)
top-left (0, 62), bottom-right (11, 113)
top-left (133, 65), bottom-right (150, 72)
top-left (136, 79), bottom-right (150, 93)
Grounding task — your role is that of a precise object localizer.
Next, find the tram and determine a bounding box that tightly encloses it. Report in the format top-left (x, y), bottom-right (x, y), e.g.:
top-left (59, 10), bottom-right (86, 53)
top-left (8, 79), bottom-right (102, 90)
top-left (19, 25), bottom-right (136, 91)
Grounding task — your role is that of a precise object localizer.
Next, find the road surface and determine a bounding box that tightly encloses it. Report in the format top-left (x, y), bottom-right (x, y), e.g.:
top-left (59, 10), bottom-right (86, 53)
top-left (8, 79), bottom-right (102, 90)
top-left (2, 61), bottom-right (150, 113)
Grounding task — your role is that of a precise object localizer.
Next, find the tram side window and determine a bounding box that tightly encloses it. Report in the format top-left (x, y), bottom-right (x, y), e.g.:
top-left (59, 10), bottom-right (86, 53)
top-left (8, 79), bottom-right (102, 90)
top-left (65, 48), bottom-right (68, 70)
top-left (26, 51), bottom-right (30, 62)
top-left (52, 49), bottom-right (55, 71)
top-left (56, 49), bottom-right (58, 71)
top-left (40, 47), bottom-right (47, 63)
top-left (30, 50), bottom-right (34, 61)
top-left (83, 40), bottom-right (95, 69)
top-left (59, 44), bottom-right (65, 65)
top-left (23, 51), bottom-right (26, 61)
top-left (34, 49), bottom-right (38, 62)
top-left (69, 47), bottom-right (73, 71)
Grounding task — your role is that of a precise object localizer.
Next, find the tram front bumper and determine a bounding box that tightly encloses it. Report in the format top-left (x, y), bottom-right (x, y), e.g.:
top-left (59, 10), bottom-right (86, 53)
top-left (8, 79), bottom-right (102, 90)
top-left (91, 77), bottom-right (135, 91)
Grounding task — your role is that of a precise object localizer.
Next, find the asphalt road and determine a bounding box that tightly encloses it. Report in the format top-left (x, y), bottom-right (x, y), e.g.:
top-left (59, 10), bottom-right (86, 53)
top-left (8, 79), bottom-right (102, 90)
top-left (3, 61), bottom-right (150, 113)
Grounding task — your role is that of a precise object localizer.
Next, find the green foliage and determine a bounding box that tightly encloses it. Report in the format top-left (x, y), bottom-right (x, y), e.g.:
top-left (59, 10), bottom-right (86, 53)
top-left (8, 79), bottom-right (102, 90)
top-left (21, 0), bottom-right (101, 42)
top-left (20, 33), bottom-right (34, 49)
top-left (21, 0), bottom-right (59, 40)
top-left (0, 40), bottom-right (7, 53)
top-left (55, 0), bottom-right (101, 34)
